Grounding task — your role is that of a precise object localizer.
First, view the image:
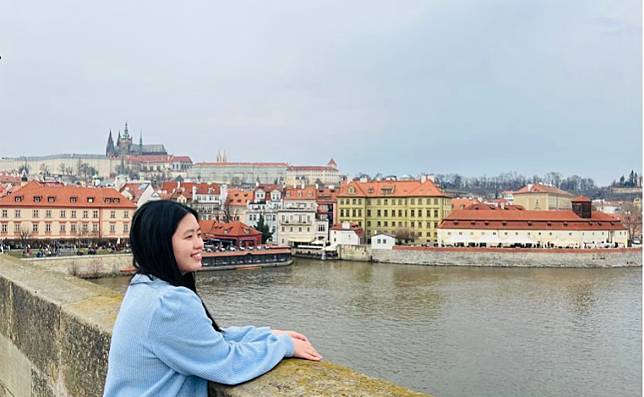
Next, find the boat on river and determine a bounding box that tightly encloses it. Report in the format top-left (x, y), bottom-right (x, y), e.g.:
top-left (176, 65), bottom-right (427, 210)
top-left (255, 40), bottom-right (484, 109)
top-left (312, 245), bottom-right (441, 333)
top-left (197, 246), bottom-right (293, 271)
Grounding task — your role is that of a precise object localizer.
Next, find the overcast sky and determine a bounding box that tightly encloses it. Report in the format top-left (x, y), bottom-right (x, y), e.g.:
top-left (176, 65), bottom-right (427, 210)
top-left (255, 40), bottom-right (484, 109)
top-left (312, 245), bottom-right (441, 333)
top-left (0, 0), bottom-right (641, 185)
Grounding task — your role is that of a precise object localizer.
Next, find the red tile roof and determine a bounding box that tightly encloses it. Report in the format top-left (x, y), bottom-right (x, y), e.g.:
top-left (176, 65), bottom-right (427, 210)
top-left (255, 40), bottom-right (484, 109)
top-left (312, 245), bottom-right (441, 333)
top-left (338, 179), bottom-right (447, 198)
top-left (200, 220), bottom-right (261, 238)
top-left (331, 223), bottom-right (364, 238)
top-left (160, 182), bottom-right (221, 200)
top-left (127, 154), bottom-right (193, 164)
top-left (572, 196), bottom-right (591, 202)
top-left (284, 186), bottom-right (318, 200)
top-left (0, 181), bottom-right (136, 209)
top-left (440, 209), bottom-right (625, 231)
top-left (225, 189), bottom-right (254, 207)
top-left (514, 183), bottom-right (573, 196)
top-left (196, 162), bottom-right (289, 167)
top-left (119, 183), bottom-right (147, 201)
top-left (287, 166), bottom-right (336, 171)
top-left (452, 198), bottom-right (480, 210)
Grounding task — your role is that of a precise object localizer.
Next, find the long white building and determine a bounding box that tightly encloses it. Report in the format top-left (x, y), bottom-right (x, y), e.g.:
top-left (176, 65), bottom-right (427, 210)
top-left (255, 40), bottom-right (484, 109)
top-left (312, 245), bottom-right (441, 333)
top-left (437, 197), bottom-right (628, 248)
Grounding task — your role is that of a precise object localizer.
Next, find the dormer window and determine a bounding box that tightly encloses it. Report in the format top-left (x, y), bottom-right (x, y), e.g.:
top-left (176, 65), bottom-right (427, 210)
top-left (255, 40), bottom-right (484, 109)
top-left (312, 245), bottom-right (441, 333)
top-left (33, 196), bottom-right (42, 203)
top-left (114, 198), bottom-right (120, 203)
top-left (87, 197), bottom-right (94, 203)
top-left (15, 196), bottom-right (23, 202)
top-left (104, 198), bottom-right (112, 204)
top-left (47, 196), bottom-right (55, 203)
top-left (70, 196), bottom-right (78, 203)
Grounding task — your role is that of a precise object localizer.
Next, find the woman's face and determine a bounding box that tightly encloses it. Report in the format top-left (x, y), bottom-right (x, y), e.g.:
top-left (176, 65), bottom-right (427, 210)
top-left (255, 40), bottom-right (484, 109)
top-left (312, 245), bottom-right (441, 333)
top-left (172, 214), bottom-right (204, 273)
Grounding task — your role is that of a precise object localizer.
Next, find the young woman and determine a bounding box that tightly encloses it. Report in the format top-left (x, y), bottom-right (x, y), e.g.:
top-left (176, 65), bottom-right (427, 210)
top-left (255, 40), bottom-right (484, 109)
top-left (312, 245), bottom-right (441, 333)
top-left (104, 200), bottom-right (321, 397)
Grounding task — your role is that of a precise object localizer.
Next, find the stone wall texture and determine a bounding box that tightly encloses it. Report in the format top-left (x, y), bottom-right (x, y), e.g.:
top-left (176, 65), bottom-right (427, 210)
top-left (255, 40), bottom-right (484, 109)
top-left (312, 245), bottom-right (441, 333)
top-left (372, 247), bottom-right (642, 268)
top-left (0, 254), bottom-right (429, 397)
top-left (27, 254), bottom-right (134, 278)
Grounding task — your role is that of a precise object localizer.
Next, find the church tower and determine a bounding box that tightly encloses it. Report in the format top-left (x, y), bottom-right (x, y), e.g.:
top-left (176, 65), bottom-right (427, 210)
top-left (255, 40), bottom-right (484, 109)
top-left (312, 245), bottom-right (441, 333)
top-left (106, 129), bottom-right (116, 157)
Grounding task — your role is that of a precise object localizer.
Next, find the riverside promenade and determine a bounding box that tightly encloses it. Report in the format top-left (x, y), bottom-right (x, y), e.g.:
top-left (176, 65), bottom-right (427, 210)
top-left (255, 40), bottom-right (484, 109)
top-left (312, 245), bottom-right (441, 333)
top-left (0, 254), bottom-right (429, 397)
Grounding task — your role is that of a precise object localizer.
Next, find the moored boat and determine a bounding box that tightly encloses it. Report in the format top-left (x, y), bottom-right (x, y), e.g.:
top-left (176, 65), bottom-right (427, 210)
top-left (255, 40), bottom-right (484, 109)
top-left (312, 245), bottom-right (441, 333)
top-left (197, 246), bottom-right (293, 271)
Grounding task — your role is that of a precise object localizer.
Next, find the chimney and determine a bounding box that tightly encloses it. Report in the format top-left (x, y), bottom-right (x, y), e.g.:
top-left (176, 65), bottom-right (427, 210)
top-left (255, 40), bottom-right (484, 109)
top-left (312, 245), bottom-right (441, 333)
top-left (420, 174), bottom-right (427, 183)
top-left (572, 196), bottom-right (592, 218)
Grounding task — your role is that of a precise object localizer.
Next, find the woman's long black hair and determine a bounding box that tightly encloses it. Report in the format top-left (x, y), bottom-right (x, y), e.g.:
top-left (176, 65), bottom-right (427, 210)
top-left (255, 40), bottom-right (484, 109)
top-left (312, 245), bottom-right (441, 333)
top-left (129, 200), bottom-right (222, 332)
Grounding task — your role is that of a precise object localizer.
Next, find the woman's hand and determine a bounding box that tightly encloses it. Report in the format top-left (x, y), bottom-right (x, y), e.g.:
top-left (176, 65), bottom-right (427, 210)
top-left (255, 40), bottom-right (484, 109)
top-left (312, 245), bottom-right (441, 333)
top-left (273, 329), bottom-right (322, 361)
top-left (272, 329), bottom-right (308, 342)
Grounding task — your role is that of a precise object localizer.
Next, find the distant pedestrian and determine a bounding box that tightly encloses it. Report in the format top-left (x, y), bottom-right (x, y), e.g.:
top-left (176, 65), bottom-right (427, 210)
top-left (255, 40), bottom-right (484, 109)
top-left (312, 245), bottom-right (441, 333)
top-left (103, 200), bottom-right (321, 397)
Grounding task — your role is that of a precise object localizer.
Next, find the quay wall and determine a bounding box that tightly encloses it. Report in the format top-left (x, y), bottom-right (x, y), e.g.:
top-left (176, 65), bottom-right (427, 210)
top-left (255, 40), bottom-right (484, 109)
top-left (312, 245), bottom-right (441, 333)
top-left (26, 254), bottom-right (134, 278)
top-left (370, 246), bottom-right (642, 268)
top-left (0, 254), bottom-right (429, 397)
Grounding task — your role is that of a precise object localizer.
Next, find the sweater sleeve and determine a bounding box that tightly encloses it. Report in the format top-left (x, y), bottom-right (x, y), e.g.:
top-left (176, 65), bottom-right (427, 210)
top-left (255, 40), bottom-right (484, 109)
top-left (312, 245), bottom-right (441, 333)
top-left (147, 287), bottom-right (294, 385)
top-left (223, 326), bottom-right (273, 343)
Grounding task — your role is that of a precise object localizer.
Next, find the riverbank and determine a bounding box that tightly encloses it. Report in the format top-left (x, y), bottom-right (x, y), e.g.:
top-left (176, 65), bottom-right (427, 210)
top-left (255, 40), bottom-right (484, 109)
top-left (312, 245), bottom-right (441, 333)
top-left (338, 245), bottom-right (642, 268)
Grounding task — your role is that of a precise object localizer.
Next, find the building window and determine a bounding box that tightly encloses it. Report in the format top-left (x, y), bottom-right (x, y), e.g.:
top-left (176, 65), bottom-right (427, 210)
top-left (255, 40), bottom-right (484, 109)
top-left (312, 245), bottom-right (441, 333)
top-left (45, 210), bottom-right (52, 218)
top-left (83, 211), bottom-right (88, 219)
top-left (124, 211), bottom-right (129, 218)
top-left (367, 209), bottom-right (371, 217)
top-left (93, 210), bottom-right (99, 219)
top-left (1, 224), bottom-right (7, 233)
top-left (377, 210), bottom-right (381, 217)
top-left (60, 210), bottom-right (66, 218)
top-left (14, 223), bottom-right (21, 233)
top-left (71, 224), bottom-right (77, 233)
top-left (384, 209), bottom-right (388, 217)
top-left (410, 210), bottom-right (415, 217)
top-left (45, 224), bottom-right (51, 233)
top-left (1, 210), bottom-right (6, 218)
top-left (33, 209), bottom-right (39, 218)
top-left (110, 211), bottom-right (116, 219)
top-left (60, 224), bottom-right (66, 232)
top-left (82, 223), bottom-right (89, 232)
top-left (71, 210), bottom-right (77, 218)
top-left (92, 224), bottom-right (99, 233)
top-left (367, 221), bottom-right (371, 227)
top-left (434, 210), bottom-right (439, 218)
top-left (32, 223), bottom-right (38, 233)
top-left (123, 224), bottom-right (129, 233)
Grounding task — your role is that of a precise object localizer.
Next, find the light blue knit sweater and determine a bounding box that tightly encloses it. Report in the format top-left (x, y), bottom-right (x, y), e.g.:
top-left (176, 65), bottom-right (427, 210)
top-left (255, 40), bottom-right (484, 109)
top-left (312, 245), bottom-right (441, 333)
top-left (103, 274), bottom-right (294, 397)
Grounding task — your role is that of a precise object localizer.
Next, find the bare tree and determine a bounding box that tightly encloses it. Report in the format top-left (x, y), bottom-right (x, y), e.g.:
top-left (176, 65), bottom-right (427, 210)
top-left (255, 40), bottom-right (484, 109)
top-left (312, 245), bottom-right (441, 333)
top-left (394, 227), bottom-right (414, 244)
top-left (620, 201), bottom-right (642, 243)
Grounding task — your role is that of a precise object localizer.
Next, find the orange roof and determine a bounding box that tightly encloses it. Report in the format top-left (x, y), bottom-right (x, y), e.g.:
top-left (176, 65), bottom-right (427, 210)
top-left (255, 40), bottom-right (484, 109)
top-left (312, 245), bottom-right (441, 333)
top-left (572, 196), bottom-right (591, 202)
top-left (514, 184), bottom-right (573, 196)
top-left (440, 209), bottom-right (625, 231)
top-left (255, 184), bottom-right (282, 193)
top-left (226, 189), bottom-right (254, 206)
top-left (119, 183), bottom-right (147, 201)
top-left (127, 155), bottom-right (193, 163)
top-left (284, 186), bottom-right (318, 200)
top-left (196, 162), bottom-right (288, 167)
top-left (287, 165), bottom-right (336, 171)
top-left (160, 182), bottom-right (221, 200)
top-left (200, 220), bottom-right (261, 237)
top-left (0, 181), bottom-right (136, 209)
top-left (337, 179), bottom-right (447, 198)
top-left (331, 222), bottom-right (364, 237)
top-left (452, 198), bottom-right (480, 210)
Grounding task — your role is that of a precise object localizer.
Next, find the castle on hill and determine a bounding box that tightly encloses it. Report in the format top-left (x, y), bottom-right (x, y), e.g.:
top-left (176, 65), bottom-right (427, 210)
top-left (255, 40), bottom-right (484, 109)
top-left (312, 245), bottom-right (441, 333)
top-left (105, 122), bottom-right (167, 158)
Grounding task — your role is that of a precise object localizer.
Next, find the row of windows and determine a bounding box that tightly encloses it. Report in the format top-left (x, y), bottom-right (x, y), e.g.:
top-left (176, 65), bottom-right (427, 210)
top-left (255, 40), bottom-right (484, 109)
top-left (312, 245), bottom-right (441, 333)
top-left (1, 209), bottom-right (130, 219)
top-left (446, 231), bottom-right (609, 236)
top-left (364, 220), bottom-right (438, 229)
top-left (339, 198), bottom-right (444, 206)
top-left (1, 223), bottom-right (129, 234)
top-left (248, 214), bottom-right (277, 222)
top-left (339, 208), bottom-right (441, 218)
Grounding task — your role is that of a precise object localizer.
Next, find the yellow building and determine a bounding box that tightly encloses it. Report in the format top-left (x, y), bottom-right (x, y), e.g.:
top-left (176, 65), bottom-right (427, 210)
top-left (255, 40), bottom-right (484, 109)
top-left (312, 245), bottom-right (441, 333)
top-left (0, 181), bottom-right (136, 241)
top-left (512, 183), bottom-right (574, 210)
top-left (336, 179), bottom-right (451, 244)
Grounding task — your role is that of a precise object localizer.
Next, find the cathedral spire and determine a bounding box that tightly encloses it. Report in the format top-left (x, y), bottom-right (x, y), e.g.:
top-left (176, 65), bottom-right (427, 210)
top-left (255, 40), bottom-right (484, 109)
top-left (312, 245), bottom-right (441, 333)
top-left (139, 131), bottom-right (143, 155)
top-left (106, 129), bottom-right (115, 157)
top-left (123, 122), bottom-right (129, 138)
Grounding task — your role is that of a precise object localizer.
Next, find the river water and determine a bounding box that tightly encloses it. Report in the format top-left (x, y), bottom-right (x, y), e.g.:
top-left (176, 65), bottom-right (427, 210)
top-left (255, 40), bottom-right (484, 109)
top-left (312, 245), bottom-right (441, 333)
top-left (93, 259), bottom-right (642, 396)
